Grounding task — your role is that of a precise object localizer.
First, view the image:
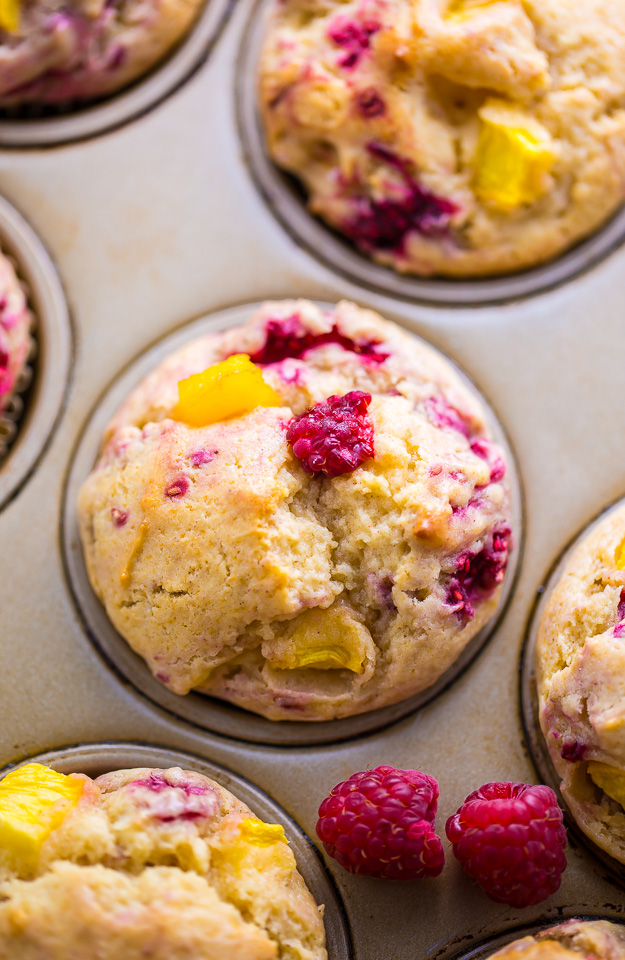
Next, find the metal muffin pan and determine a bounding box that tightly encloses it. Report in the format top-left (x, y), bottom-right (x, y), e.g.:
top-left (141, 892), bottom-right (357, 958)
top-left (62, 300), bottom-right (523, 747)
top-left (0, 740), bottom-right (352, 959)
top-left (236, 0), bottom-right (625, 308)
top-left (0, 194), bottom-right (72, 511)
top-left (521, 496), bottom-right (625, 887)
top-left (0, 0), bottom-right (234, 148)
top-left (439, 918), bottom-right (625, 960)
top-left (1, 0), bottom-right (625, 955)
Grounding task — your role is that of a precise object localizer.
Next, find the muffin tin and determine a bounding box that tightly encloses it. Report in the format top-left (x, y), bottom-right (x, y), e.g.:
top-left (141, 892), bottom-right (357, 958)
top-left (1, 0), bottom-right (625, 956)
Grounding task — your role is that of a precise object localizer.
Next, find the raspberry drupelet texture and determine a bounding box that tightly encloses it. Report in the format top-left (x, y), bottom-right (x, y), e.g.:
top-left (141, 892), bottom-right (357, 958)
top-left (316, 765), bottom-right (445, 880)
top-left (286, 390), bottom-right (375, 477)
top-left (446, 781), bottom-right (567, 908)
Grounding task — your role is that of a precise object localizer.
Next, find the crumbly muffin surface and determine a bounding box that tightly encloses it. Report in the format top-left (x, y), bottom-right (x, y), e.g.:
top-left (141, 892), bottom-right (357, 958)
top-left (489, 920), bottom-right (625, 960)
top-left (0, 765), bottom-right (326, 959)
top-left (0, 248), bottom-right (31, 421)
top-left (0, 0), bottom-right (204, 105)
top-left (78, 299), bottom-right (513, 721)
top-left (259, 0), bottom-right (625, 278)
top-left (537, 503), bottom-right (625, 863)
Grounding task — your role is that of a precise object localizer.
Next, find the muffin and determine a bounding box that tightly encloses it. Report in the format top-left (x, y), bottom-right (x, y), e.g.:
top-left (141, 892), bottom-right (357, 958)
top-left (78, 299), bottom-right (513, 721)
top-left (0, 762), bottom-right (326, 958)
top-left (537, 503), bottom-right (625, 863)
top-left (487, 920), bottom-right (625, 960)
top-left (0, 248), bottom-right (31, 424)
top-left (0, 0), bottom-right (205, 106)
top-left (258, 0), bottom-right (625, 278)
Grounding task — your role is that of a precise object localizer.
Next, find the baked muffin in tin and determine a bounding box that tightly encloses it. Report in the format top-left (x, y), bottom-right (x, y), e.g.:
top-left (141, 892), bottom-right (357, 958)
top-left (259, 0), bottom-right (625, 278)
top-left (0, 246), bottom-right (32, 431)
top-left (78, 299), bottom-right (513, 721)
top-left (0, 762), bottom-right (326, 958)
top-left (537, 503), bottom-right (625, 864)
top-left (487, 920), bottom-right (625, 960)
top-left (0, 0), bottom-right (206, 106)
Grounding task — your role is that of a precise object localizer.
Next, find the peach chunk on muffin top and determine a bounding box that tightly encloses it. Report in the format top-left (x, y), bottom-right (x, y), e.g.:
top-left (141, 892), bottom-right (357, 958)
top-left (259, 0), bottom-right (625, 277)
top-left (78, 299), bottom-right (513, 721)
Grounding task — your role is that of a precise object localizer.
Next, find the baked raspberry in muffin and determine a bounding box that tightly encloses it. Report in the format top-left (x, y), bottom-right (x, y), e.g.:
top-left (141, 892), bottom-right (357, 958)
top-left (0, 0), bottom-right (205, 105)
top-left (78, 299), bottom-right (513, 721)
top-left (537, 503), bottom-right (625, 864)
top-left (259, 0), bottom-right (625, 278)
top-left (0, 247), bottom-right (31, 424)
top-left (0, 763), bottom-right (326, 958)
top-left (487, 920), bottom-right (625, 960)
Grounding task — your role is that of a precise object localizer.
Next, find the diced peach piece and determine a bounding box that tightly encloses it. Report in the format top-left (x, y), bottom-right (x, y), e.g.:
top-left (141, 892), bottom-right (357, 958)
top-left (213, 818), bottom-right (294, 877)
top-left (172, 355), bottom-right (282, 428)
top-left (0, 0), bottom-right (20, 33)
top-left (238, 818), bottom-right (288, 848)
top-left (588, 761), bottom-right (625, 811)
top-left (615, 534), bottom-right (625, 570)
top-left (0, 764), bottom-right (83, 876)
top-left (474, 100), bottom-right (555, 210)
top-left (273, 605), bottom-right (367, 673)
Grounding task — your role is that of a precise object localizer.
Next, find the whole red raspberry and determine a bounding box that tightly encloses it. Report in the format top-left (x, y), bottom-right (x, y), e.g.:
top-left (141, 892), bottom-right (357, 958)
top-left (446, 782), bottom-right (567, 908)
top-left (316, 765), bottom-right (445, 880)
top-left (286, 391), bottom-right (374, 477)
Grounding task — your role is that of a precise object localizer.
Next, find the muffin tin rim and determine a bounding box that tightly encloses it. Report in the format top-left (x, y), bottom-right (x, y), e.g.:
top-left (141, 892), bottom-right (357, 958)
top-left (0, 193), bottom-right (73, 512)
top-left (0, 0), bottom-right (235, 149)
top-left (0, 739), bottom-right (353, 960)
top-left (519, 494), bottom-right (625, 888)
top-left (60, 296), bottom-right (525, 748)
top-left (235, 0), bottom-right (625, 309)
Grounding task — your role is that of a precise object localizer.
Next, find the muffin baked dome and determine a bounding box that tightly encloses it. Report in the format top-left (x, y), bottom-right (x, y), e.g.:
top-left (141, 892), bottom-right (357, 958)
top-left (259, 0), bottom-right (625, 278)
top-left (0, 248), bottom-right (31, 423)
top-left (537, 503), bottom-right (625, 864)
top-left (78, 299), bottom-right (513, 721)
top-left (487, 920), bottom-right (625, 960)
top-left (0, 0), bottom-right (205, 105)
top-left (0, 763), bottom-right (326, 958)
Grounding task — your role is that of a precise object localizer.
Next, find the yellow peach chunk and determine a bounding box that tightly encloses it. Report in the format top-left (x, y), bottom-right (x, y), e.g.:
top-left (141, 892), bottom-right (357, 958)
top-left (0, 764), bottom-right (83, 876)
top-left (474, 100), bottom-right (556, 210)
top-left (272, 605), bottom-right (367, 673)
top-left (615, 534), bottom-right (625, 570)
top-left (0, 0), bottom-right (20, 33)
top-left (238, 818), bottom-right (288, 848)
top-left (588, 761), bottom-right (625, 811)
top-left (172, 355), bottom-right (281, 428)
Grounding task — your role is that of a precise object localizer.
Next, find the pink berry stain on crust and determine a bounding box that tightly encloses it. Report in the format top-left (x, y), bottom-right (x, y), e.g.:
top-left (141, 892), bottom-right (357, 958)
top-left (614, 587), bottom-right (625, 637)
top-left (190, 449), bottom-right (218, 467)
top-left (357, 88), bottom-right (385, 118)
top-left (327, 17), bottom-right (380, 69)
top-left (131, 772), bottom-right (209, 797)
top-left (316, 765), bottom-right (445, 880)
top-left (425, 395), bottom-right (472, 439)
top-left (446, 781), bottom-right (567, 909)
top-left (248, 314), bottom-right (389, 365)
top-left (287, 391), bottom-right (375, 477)
top-left (471, 438), bottom-right (507, 484)
top-left (343, 144), bottom-right (458, 254)
top-left (165, 475), bottom-right (189, 499)
top-left (560, 739), bottom-right (587, 763)
top-left (111, 507), bottom-right (128, 527)
top-left (129, 772), bottom-right (216, 823)
top-left (445, 528), bottom-right (510, 623)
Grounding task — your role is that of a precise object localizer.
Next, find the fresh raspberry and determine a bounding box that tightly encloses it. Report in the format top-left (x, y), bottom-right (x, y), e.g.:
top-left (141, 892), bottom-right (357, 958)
top-left (446, 782), bottom-right (567, 908)
top-left (316, 765), bottom-right (445, 880)
top-left (287, 391), bottom-right (374, 477)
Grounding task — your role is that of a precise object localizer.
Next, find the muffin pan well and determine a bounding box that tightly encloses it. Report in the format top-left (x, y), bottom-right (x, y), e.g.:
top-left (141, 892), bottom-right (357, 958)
top-left (62, 300), bottom-right (523, 746)
top-left (521, 497), bottom-right (625, 886)
top-left (236, 0), bottom-right (625, 307)
top-left (441, 919), bottom-right (625, 960)
top-left (2, 0), bottom-right (625, 956)
top-left (0, 741), bottom-right (352, 959)
top-left (0, 195), bottom-right (71, 511)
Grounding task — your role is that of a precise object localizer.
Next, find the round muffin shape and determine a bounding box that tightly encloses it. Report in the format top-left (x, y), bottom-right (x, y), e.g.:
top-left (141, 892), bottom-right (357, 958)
top-left (486, 920), bottom-right (625, 960)
top-left (0, 764), bottom-right (326, 959)
top-left (0, 0), bottom-right (206, 106)
top-left (0, 247), bottom-right (31, 421)
top-left (78, 299), bottom-right (513, 722)
top-left (536, 503), bottom-right (625, 865)
top-left (258, 0), bottom-right (625, 278)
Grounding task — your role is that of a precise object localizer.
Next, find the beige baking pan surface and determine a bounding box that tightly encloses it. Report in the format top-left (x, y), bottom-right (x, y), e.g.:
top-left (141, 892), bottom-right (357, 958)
top-left (1, 0), bottom-right (625, 957)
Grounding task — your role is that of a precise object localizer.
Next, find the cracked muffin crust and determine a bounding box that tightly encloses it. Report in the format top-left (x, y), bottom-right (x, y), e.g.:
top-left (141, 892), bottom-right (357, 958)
top-left (258, 0), bottom-right (625, 278)
top-left (78, 299), bottom-right (513, 721)
top-left (0, 764), bottom-right (326, 959)
top-left (537, 503), bottom-right (625, 864)
top-left (0, 247), bottom-right (31, 423)
top-left (487, 920), bottom-right (625, 960)
top-left (0, 0), bottom-right (205, 106)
